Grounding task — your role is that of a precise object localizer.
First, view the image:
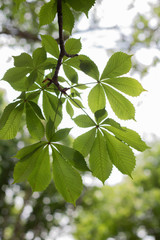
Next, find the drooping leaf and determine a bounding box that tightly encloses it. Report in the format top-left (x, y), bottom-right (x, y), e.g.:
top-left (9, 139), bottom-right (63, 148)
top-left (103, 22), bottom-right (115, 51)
top-left (103, 84), bottom-right (135, 120)
top-left (26, 102), bottom-right (44, 140)
top-left (52, 147), bottom-right (83, 205)
top-left (41, 35), bottom-right (59, 59)
top-left (46, 118), bottom-right (55, 142)
top-left (0, 103), bottom-right (24, 140)
top-left (73, 128), bottom-right (96, 157)
top-left (62, 2), bottom-right (74, 34)
top-left (88, 84), bottom-right (106, 113)
top-left (66, 100), bottom-right (74, 118)
top-left (103, 130), bottom-right (135, 177)
top-left (39, 0), bottom-right (57, 26)
top-left (63, 65), bottom-right (78, 84)
top-left (51, 128), bottom-right (72, 142)
top-left (104, 126), bottom-right (149, 152)
top-left (94, 108), bottom-right (108, 124)
top-left (54, 144), bottom-right (89, 171)
top-left (43, 91), bottom-right (62, 128)
top-left (66, 0), bottom-right (95, 16)
top-left (3, 67), bottom-right (32, 91)
top-left (103, 77), bottom-right (146, 97)
top-left (32, 47), bottom-right (47, 68)
top-left (65, 55), bottom-right (99, 80)
top-left (65, 38), bottom-right (82, 55)
top-left (89, 131), bottom-right (112, 183)
top-left (14, 145), bottom-right (51, 192)
top-left (73, 115), bottom-right (95, 128)
top-left (100, 52), bottom-right (132, 80)
top-left (13, 53), bottom-right (33, 67)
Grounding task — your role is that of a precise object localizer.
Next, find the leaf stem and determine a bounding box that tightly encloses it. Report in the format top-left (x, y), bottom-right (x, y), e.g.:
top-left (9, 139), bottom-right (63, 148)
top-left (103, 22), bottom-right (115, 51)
top-left (53, 92), bottom-right (62, 127)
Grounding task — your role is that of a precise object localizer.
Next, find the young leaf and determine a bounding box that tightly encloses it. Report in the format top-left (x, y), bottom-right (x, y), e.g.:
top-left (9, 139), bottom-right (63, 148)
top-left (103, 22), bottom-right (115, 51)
top-left (0, 103), bottom-right (24, 140)
top-left (63, 65), bottom-right (78, 84)
top-left (39, 0), bottom-right (57, 27)
top-left (103, 77), bottom-right (146, 97)
top-left (14, 145), bottom-right (51, 192)
top-left (69, 98), bottom-right (84, 109)
top-left (32, 47), bottom-right (46, 68)
top-left (51, 128), bottom-right (72, 142)
top-left (66, 0), bottom-right (95, 16)
top-left (89, 131), bottom-right (112, 183)
top-left (52, 148), bottom-right (83, 205)
top-left (103, 130), bottom-right (135, 177)
top-left (103, 84), bottom-right (135, 120)
top-left (65, 38), bottom-right (82, 55)
top-left (41, 35), bottom-right (59, 59)
top-left (66, 100), bottom-right (74, 118)
top-left (94, 108), bottom-right (108, 124)
top-left (26, 102), bottom-right (44, 140)
top-left (88, 84), bottom-right (106, 113)
top-left (46, 118), bottom-right (55, 142)
top-left (65, 55), bottom-right (99, 80)
top-left (13, 53), bottom-right (33, 67)
top-left (62, 2), bottom-right (74, 34)
top-left (73, 128), bottom-right (96, 157)
top-left (73, 115), bottom-right (95, 128)
top-left (104, 126), bottom-right (149, 152)
top-left (54, 144), bottom-right (89, 171)
top-left (3, 67), bottom-right (32, 91)
top-left (100, 52), bottom-right (132, 80)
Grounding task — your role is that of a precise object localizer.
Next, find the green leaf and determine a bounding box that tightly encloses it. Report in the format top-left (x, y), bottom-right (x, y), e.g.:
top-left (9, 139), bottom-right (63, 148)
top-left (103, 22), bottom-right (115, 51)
top-left (41, 35), bottom-right (59, 59)
top-left (3, 67), bottom-right (32, 91)
top-left (89, 131), bottom-right (112, 183)
top-left (32, 47), bottom-right (46, 68)
top-left (103, 130), bottom-right (135, 177)
top-left (13, 53), bottom-right (33, 67)
top-left (66, 0), bottom-right (95, 16)
top-left (52, 147), bottom-right (82, 205)
top-left (39, 0), bottom-right (57, 26)
top-left (66, 55), bottom-right (99, 80)
top-left (94, 108), bottom-right (108, 124)
top-left (40, 58), bottom-right (57, 70)
top-left (28, 101), bottom-right (44, 120)
top-left (27, 70), bottom-right (38, 88)
top-left (0, 103), bottom-right (24, 140)
top-left (14, 145), bottom-right (51, 192)
top-left (43, 91), bottom-right (62, 128)
top-left (54, 144), bottom-right (89, 171)
top-left (73, 128), bottom-right (96, 157)
top-left (88, 84), bottom-right (106, 113)
top-left (104, 126), bottom-right (149, 152)
top-left (69, 98), bottom-right (84, 109)
top-left (73, 115), bottom-right (95, 128)
top-left (28, 146), bottom-right (51, 191)
top-left (46, 118), bottom-right (55, 142)
top-left (14, 0), bottom-right (25, 9)
top-left (51, 128), bottom-right (72, 142)
top-left (101, 52), bottom-right (132, 80)
top-left (103, 84), bottom-right (135, 120)
top-left (26, 102), bottom-right (44, 140)
top-left (103, 77), bottom-right (146, 97)
top-left (65, 38), bottom-right (82, 55)
top-left (26, 90), bottom-right (41, 101)
top-left (62, 2), bottom-right (74, 34)
top-left (66, 100), bottom-right (74, 118)
top-left (101, 118), bottom-right (123, 131)
top-left (63, 65), bottom-right (78, 84)
top-left (0, 101), bottom-right (20, 130)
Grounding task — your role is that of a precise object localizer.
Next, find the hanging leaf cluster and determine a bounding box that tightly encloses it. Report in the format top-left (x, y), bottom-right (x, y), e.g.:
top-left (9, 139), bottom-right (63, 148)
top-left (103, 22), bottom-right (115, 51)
top-left (1, 0), bottom-right (149, 205)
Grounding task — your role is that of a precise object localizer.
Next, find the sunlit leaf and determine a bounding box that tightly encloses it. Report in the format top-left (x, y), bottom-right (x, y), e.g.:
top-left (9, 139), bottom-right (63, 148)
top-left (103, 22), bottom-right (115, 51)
top-left (39, 0), bottom-right (57, 26)
top-left (41, 34), bottom-right (59, 59)
top-left (88, 84), bottom-right (106, 113)
top-left (73, 115), bottom-right (95, 128)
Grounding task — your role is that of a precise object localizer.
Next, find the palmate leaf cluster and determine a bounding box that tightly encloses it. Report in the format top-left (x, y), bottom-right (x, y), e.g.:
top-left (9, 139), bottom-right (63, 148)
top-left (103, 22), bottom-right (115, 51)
top-left (0, 0), bottom-right (148, 205)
